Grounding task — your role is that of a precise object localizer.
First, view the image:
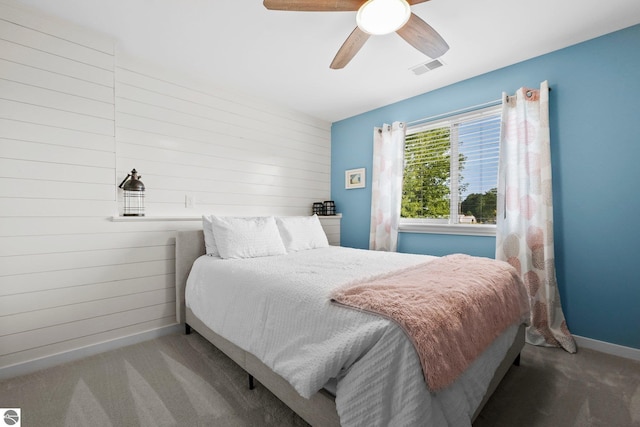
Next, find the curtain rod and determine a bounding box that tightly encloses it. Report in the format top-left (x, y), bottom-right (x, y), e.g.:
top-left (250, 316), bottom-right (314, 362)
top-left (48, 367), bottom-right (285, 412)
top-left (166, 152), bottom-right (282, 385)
top-left (406, 87), bottom-right (552, 127)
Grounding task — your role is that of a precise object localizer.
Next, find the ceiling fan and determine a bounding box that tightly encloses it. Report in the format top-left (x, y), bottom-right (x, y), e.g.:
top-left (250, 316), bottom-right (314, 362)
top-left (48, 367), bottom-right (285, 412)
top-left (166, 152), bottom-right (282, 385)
top-left (263, 0), bottom-right (449, 69)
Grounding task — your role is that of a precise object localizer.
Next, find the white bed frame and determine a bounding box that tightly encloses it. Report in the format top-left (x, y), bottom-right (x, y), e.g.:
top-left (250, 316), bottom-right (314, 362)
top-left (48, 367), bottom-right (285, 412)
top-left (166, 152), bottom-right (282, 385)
top-left (175, 229), bottom-right (525, 426)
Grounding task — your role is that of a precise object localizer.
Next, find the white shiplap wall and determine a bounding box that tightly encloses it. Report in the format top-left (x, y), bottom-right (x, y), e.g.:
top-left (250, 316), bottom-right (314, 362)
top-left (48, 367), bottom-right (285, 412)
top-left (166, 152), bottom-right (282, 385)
top-left (115, 56), bottom-right (331, 216)
top-left (0, 1), bottom-right (332, 375)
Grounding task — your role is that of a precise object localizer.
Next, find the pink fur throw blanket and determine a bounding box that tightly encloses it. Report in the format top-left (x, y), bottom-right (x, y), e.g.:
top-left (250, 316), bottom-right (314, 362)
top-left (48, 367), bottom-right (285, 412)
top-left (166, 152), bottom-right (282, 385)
top-left (331, 254), bottom-right (530, 391)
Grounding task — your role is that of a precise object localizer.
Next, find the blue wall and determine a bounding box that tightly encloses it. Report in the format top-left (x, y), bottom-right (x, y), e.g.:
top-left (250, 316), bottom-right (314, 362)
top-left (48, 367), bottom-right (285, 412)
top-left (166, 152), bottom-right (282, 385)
top-left (331, 25), bottom-right (640, 349)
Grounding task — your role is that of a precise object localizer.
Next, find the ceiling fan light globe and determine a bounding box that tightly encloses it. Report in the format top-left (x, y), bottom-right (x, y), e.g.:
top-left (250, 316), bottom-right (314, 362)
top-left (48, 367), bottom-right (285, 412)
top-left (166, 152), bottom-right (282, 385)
top-left (356, 0), bottom-right (411, 35)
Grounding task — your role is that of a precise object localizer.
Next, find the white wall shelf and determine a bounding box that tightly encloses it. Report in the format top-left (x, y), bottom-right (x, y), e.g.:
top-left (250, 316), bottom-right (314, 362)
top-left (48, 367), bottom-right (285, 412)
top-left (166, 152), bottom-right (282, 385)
top-left (111, 214), bottom-right (342, 222)
top-left (110, 216), bottom-right (201, 222)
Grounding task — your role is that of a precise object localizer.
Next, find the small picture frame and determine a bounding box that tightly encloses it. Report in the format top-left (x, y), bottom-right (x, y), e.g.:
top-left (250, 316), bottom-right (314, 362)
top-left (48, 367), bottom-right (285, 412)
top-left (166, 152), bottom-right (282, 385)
top-left (345, 168), bottom-right (365, 189)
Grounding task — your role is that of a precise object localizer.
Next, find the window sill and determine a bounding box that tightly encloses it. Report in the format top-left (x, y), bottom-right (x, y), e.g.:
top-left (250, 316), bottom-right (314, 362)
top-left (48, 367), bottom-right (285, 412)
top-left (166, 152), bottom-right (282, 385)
top-left (399, 222), bottom-right (496, 237)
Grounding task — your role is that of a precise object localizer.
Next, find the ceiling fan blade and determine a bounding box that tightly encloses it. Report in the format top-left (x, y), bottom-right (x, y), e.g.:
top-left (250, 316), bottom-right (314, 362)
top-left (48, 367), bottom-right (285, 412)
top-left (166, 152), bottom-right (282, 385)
top-left (330, 27), bottom-right (370, 69)
top-left (407, 0), bottom-right (431, 4)
top-left (263, 0), bottom-right (364, 11)
top-left (396, 12), bottom-right (449, 59)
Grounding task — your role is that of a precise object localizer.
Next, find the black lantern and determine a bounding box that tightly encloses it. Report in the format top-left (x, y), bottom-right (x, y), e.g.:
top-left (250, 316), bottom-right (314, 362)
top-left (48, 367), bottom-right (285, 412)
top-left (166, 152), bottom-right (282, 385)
top-left (312, 202), bottom-right (325, 215)
top-left (323, 200), bottom-right (336, 216)
top-left (119, 169), bottom-right (145, 216)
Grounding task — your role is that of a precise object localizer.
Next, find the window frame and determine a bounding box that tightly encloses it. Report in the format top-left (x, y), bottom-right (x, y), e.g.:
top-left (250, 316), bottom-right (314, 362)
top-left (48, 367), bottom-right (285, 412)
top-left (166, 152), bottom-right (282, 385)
top-left (399, 104), bottom-right (501, 237)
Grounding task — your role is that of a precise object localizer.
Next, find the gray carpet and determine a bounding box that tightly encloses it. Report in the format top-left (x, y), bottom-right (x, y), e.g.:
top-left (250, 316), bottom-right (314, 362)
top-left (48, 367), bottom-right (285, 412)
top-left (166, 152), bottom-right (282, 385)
top-left (474, 343), bottom-right (640, 427)
top-left (1, 331), bottom-right (638, 426)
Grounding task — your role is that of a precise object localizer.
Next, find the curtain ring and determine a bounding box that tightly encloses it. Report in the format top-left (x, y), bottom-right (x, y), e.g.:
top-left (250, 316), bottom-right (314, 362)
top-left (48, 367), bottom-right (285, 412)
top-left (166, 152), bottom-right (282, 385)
top-left (526, 90), bottom-right (533, 98)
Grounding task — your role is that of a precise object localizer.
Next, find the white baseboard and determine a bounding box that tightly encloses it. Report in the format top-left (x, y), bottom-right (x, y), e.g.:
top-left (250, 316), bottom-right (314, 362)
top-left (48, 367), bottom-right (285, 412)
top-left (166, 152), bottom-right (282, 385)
top-left (573, 334), bottom-right (640, 362)
top-left (0, 324), bottom-right (182, 381)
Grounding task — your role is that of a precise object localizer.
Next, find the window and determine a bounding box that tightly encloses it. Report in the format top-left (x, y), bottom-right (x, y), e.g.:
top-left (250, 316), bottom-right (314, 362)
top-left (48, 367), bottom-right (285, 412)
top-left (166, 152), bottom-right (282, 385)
top-left (400, 104), bottom-right (501, 236)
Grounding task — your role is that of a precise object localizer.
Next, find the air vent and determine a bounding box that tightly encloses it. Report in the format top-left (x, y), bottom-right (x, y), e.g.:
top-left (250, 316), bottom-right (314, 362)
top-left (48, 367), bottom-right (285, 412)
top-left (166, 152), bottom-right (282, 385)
top-left (410, 59), bottom-right (444, 75)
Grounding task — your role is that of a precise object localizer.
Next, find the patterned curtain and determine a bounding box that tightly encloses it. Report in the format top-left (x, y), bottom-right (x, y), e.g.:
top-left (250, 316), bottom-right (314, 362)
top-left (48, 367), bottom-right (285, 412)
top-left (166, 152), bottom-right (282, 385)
top-left (496, 81), bottom-right (576, 353)
top-left (369, 122), bottom-right (406, 252)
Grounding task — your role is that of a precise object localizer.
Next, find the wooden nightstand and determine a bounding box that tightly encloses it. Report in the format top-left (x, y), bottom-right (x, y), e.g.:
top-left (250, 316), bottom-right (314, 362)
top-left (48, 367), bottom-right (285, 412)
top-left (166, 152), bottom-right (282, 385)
top-left (318, 214), bottom-right (341, 246)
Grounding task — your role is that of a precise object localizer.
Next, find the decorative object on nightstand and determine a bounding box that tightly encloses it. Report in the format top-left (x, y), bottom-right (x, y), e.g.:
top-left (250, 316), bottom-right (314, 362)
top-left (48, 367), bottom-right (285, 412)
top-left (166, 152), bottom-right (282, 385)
top-left (312, 202), bottom-right (325, 215)
top-left (323, 200), bottom-right (336, 216)
top-left (119, 169), bottom-right (145, 216)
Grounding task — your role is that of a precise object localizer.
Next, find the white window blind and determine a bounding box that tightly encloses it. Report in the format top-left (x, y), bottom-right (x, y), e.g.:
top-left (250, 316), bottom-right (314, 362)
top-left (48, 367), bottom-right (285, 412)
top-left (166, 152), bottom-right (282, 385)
top-left (400, 104), bottom-right (501, 235)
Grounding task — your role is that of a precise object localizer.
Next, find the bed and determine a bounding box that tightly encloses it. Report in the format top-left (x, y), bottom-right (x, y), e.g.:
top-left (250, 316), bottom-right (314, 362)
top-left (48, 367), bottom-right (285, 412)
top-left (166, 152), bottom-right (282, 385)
top-left (175, 221), bottom-right (528, 426)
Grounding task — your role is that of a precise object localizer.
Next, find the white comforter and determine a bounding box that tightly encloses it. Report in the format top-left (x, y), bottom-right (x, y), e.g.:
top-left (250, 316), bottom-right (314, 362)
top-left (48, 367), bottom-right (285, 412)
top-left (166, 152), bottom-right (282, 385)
top-left (185, 246), bottom-right (519, 427)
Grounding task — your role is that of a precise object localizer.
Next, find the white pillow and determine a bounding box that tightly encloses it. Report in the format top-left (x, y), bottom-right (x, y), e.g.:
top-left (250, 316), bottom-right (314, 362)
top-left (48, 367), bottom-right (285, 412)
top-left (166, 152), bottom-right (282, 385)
top-left (210, 216), bottom-right (287, 259)
top-left (276, 215), bottom-right (329, 252)
top-left (201, 215), bottom-right (219, 257)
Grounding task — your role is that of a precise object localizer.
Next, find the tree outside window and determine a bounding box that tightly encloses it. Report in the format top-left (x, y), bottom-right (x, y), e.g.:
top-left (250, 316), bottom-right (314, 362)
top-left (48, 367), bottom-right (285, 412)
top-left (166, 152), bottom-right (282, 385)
top-left (401, 106), bottom-right (500, 227)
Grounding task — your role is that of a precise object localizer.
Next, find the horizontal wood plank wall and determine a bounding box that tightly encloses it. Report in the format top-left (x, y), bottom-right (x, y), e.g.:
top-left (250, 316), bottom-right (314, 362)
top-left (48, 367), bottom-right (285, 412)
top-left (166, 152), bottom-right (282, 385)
top-left (115, 56), bottom-right (331, 217)
top-left (0, 1), bottom-right (331, 372)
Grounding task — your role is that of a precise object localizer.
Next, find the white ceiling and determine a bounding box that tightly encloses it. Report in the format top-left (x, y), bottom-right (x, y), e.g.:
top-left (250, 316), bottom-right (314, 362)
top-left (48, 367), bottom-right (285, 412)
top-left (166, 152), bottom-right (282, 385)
top-left (11, 0), bottom-right (640, 123)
